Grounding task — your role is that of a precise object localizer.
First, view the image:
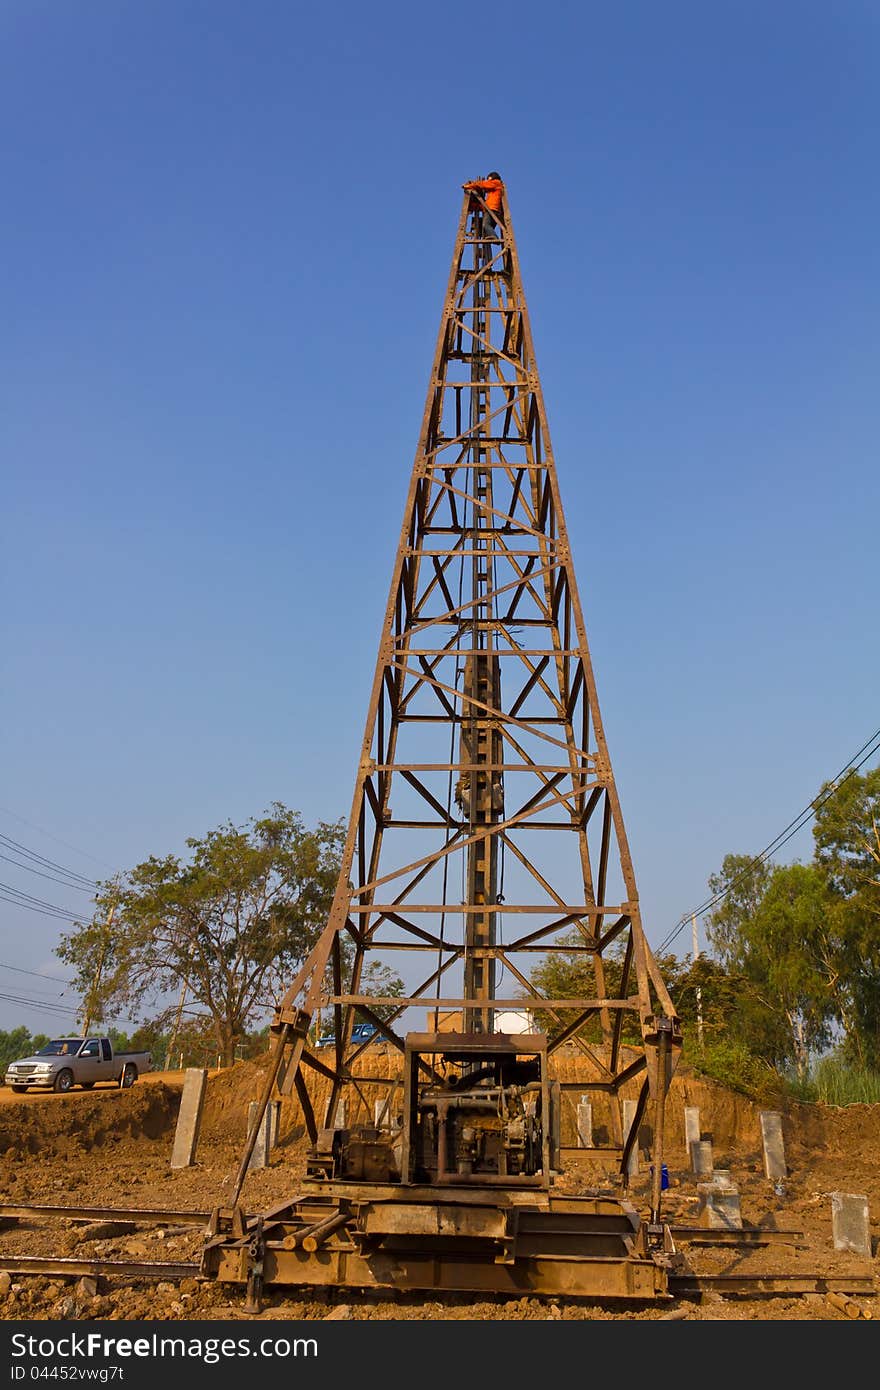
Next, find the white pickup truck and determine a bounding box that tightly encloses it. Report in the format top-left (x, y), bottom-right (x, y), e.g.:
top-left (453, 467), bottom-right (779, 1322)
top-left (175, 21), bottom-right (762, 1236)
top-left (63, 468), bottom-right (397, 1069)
top-left (4, 1036), bottom-right (152, 1094)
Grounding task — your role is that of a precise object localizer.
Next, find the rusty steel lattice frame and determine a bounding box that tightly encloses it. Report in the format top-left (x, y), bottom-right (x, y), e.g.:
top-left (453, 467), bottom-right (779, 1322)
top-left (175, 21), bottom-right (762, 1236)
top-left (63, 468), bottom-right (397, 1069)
top-left (224, 187), bottom-right (683, 1295)
top-left (1, 191), bottom-right (870, 1314)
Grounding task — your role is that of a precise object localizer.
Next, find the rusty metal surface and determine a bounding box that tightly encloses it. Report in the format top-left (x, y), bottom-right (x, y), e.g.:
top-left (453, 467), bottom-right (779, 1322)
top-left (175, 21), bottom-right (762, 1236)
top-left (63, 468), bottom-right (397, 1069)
top-left (0, 1256), bottom-right (200, 1279)
top-left (204, 1238), bottom-right (669, 1301)
top-left (206, 179), bottom-right (690, 1303)
top-left (196, 1183), bottom-right (671, 1302)
top-left (358, 1202), bottom-right (511, 1239)
top-left (253, 1248), bottom-right (668, 1300)
top-left (0, 1203), bottom-right (210, 1227)
top-left (669, 1272), bottom-right (878, 1297)
top-left (669, 1224), bottom-right (806, 1247)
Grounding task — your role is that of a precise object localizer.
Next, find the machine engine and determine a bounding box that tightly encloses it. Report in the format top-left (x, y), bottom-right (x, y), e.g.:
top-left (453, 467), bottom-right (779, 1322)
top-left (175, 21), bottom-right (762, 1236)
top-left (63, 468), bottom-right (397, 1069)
top-left (307, 1033), bottom-right (559, 1188)
top-left (414, 1068), bottom-right (543, 1182)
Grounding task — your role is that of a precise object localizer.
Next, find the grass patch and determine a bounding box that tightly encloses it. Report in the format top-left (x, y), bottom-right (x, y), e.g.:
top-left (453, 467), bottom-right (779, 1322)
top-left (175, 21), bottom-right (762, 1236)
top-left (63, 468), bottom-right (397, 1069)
top-left (785, 1056), bottom-right (880, 1105)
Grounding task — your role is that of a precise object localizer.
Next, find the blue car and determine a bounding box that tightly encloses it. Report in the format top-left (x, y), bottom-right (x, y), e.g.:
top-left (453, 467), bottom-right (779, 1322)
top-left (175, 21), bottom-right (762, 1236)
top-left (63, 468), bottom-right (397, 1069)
top-left (317, 1021), bottom-right (378, 1048)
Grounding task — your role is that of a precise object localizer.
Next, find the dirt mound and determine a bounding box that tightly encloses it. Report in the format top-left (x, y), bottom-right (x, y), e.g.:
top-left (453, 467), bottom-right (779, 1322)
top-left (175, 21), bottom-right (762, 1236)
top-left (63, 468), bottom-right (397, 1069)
top-left (6, 1050), bottom-right (879, 1187)
top-left (0, 1083), bottom-right (180, 1161)
top-left (200, 1046), bottom-right (404, 1145)
top-left (200, 1055), bottom-right (273, 1139)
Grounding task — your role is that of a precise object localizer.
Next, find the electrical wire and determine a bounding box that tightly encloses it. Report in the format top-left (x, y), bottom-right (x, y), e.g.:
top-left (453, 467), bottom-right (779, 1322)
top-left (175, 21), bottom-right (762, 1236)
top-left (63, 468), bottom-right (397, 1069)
top-left (0, 851), bottom-right (96, 893)
top-left (658, 723), bottom-right (880, 955)
top-left (0, 807), bottom-right (115, 873)
top-left (0, 886), bottom-right (85, 922)
top-left (0, 832), bottom-right (98, 887)
top-left (0, 990), bottom-right (78, 1019)
top-left (0, 960), bottom-right (74, 987)
top-left (0, 881), bottom-right (85, 913)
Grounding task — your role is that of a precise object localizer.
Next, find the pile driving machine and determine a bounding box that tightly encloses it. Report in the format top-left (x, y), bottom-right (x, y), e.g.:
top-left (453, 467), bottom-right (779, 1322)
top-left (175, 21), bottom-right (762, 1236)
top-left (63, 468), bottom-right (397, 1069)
top-left (201, 180), bottom-right (683, 1307)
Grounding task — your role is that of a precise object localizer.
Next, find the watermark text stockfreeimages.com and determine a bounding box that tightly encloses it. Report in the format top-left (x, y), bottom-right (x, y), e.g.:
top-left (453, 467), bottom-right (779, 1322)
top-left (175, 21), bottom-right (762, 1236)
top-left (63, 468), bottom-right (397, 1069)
top-left (10, 1331), bottom-right (317, 1367)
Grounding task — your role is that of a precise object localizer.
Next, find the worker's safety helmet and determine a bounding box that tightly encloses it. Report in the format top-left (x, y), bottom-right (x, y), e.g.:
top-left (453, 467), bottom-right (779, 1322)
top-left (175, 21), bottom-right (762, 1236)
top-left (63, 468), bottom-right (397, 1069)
top-left (487, 171), bottom-right (501, 180)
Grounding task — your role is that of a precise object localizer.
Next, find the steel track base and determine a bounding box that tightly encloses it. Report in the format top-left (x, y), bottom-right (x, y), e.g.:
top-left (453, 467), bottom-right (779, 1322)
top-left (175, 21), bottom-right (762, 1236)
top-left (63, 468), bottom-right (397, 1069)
top-left (198, 1182), bottom-right (675, 1303)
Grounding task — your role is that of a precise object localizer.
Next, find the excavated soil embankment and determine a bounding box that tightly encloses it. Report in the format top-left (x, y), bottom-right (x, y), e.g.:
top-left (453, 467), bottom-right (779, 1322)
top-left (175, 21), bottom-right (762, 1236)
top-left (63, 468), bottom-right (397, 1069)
top-left (0, 1083), bottom-right (180, 1161)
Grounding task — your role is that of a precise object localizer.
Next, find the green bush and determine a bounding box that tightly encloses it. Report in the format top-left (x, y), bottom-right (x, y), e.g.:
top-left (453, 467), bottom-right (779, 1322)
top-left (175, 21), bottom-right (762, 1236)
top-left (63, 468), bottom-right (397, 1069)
top-left (684, 1037), bottom-right (782, 1102)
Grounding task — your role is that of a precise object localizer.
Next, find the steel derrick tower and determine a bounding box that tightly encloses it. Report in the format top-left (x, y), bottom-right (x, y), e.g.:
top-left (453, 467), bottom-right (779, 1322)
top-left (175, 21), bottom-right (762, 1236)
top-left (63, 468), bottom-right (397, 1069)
top-left (211, 183), bottom-right (683, 1305)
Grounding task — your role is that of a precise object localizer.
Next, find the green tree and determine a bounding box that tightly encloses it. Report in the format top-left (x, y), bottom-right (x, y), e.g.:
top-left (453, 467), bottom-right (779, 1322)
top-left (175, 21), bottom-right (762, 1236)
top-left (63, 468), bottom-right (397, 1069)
top-left (704, 853), bottom-right (772, 967)
top-left (704, 849), bottom-right (844, 1072)
top-left (814, 766), bottom-right (880, 911)
top-left (126, 1018), bottom-right (170, 1064)
top-left (359, 960), bottom-right (406, 1023)
top-left (525, 928), bottom-right (790, 1074)
top-left (57, 803), bottom-right (345, 1065)
top-left (668, 955), bottom-right (775, 1051)
top-left (813, 766), bottom-right (880, 1066)
top-left (526, 934), bottom-right (691, 1047)
top-left (741, 863), bottom-right (838, 1076)
top-left (0, 1027), bottom-right (46, 1072)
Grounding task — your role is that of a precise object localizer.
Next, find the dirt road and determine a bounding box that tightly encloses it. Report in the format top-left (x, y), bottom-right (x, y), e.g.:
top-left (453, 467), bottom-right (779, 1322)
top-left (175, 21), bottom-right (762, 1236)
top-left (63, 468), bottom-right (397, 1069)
top-left (0, 1071), bottom-right (194, 1106)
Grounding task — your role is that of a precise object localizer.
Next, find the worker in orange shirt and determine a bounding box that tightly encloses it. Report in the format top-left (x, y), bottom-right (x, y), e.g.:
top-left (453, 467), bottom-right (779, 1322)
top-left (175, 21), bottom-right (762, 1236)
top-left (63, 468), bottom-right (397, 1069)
top-left (462, 171), bottom-right (505, 237)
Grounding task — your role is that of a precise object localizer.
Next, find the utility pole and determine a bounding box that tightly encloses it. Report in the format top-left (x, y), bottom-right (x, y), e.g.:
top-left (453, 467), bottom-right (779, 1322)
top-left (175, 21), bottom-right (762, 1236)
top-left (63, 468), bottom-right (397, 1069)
top-left (692, 912), bottom-right (704, 1047)
top-left (81, 900), bottom-right (116, 1037)
top-left (165, 981), bottom-right (187, 1072)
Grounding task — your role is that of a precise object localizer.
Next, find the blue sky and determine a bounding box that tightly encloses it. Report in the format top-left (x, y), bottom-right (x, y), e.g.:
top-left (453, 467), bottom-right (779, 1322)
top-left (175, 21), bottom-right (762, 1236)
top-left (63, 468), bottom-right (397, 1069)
top-left (2, 1), bottom-right (878, 1037)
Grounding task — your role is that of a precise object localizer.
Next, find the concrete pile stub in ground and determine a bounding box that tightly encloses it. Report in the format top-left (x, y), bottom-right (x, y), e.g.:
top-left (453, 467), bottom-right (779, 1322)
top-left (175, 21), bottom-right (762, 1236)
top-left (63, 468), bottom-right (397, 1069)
top-left (622, 1098), bottom-right (638, 1175)
top-left (684, 1105), bottom-right (701, 1153)
top-left (697, 1173), bottom-right (743, 1230)
top-left (831, 1192), bottom-right (872, 1257)
top-left (577, 1096), bottom-right (593, 1148)
top-left (247, 1099), bottom-right (281, 1171)
top-left (691, 1138), bottom-right (714, 1176)
top-left (759, 1110), bottom-right (787, 1181)
top-left (170, 1068), bottom-right (208, 1170)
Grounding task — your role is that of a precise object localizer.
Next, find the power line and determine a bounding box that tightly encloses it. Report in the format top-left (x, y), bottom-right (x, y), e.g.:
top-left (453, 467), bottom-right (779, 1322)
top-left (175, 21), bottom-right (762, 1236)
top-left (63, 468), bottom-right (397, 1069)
top-left (0, 960), bottom-right (74, 987)
top-left (0, 881), bottom-right (85, 914)
top-left (660, 725), bottom-right (880, 952)
top-left (0, 885), bottom-right (86, 922)
top-left (0, 990), bottom-right (79, 1020)
top-left (0, 832), bottom-right (98, 888)
top-left (0, 807), bottom-right (116, 873)
top-left (0, 851), bottom-right (96, 894)
top-left (658, 723), bottom-right (880, 956)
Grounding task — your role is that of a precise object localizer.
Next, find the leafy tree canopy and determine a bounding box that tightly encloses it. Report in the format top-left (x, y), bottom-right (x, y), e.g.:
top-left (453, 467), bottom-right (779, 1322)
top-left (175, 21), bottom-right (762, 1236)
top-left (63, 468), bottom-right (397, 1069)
top-left (704, 853), bottom-right (772, 968)
top-left (813, 766), bottom-right (880, 914)
top-left (813, 767), bottom-right (880, 1066)
top-left (526, 934), bottom-right (691, 1049)
top-left (738, 862), bottom-right (838, 1072)
top-left (701, 766), bottom-right (880, 1071)
top-left (57, 803), bottom-right (345, 1065)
